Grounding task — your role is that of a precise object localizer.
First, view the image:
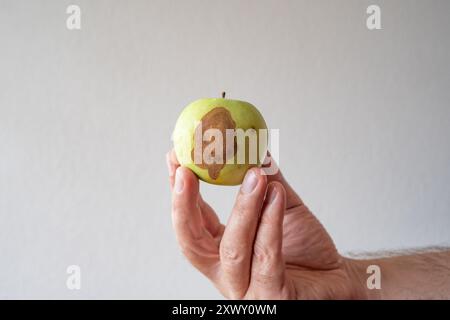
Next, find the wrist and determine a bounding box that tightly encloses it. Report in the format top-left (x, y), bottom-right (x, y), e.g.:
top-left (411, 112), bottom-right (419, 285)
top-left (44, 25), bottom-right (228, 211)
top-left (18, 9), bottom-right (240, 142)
top-left (343, 258), bottom-right (382, 300)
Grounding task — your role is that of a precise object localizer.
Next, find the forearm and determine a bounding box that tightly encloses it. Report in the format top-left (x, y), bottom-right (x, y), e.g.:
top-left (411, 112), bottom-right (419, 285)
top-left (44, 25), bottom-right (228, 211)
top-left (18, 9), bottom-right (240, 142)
top-left (346, 249), bottom-right (450, 299)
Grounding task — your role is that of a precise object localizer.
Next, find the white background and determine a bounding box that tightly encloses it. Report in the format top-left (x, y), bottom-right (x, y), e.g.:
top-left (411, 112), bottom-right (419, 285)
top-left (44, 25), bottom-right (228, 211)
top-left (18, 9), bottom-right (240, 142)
top-left (0, 0), bottom-right (449, 299)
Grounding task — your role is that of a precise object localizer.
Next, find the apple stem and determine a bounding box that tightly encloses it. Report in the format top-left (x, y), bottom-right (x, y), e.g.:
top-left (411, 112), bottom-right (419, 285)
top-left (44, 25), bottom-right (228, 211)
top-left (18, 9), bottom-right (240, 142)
top-left (222, 92), bottom-right (226, 98)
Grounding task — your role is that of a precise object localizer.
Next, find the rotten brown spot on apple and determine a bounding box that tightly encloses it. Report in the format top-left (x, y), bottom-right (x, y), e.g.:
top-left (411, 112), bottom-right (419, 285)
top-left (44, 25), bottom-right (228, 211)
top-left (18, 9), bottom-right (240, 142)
top-left (191, 107), bottom-right (237, 180)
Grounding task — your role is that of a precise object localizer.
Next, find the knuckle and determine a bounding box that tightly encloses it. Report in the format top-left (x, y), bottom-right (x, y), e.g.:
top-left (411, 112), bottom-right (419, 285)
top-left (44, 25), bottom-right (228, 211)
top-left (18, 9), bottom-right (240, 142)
top-left (252, 243), bottom-right (283, 288)
top-left (220, 244), bottom-right (246, 266)
top-left (253, 242), bottom-right (274, 264)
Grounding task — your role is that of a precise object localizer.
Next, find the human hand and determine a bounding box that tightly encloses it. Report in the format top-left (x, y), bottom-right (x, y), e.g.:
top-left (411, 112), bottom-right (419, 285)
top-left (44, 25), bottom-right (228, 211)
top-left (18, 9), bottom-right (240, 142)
top-left (166, 150), bottom-right (363, 299)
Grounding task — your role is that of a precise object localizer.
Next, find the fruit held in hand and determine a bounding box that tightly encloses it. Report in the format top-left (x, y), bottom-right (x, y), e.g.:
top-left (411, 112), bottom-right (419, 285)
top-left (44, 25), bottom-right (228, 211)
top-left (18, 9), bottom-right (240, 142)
top-left (173, 93), bottom-right (268, 185)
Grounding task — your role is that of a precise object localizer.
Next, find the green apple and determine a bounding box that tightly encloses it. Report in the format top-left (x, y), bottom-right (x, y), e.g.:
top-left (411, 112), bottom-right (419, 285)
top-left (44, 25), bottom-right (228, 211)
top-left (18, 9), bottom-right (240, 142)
top-left (173, 94), bottom-right (268, 185)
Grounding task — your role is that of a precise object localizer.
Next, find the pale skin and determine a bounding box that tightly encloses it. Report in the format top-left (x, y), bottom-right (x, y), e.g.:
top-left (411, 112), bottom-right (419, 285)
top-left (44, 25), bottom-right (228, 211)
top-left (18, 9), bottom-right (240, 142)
top-left (166, 150), bottom-right (450, 299)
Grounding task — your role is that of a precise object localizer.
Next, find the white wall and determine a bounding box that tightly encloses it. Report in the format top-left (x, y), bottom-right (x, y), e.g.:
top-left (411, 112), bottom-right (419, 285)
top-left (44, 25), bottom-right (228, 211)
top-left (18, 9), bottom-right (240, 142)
top-left (0, 0), bottom-right (449, 299)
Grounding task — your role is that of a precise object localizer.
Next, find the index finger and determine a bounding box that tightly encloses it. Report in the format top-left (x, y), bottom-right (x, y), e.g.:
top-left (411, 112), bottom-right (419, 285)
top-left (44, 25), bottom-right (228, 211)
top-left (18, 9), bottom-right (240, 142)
top-left (219, 168), bottom-right (268, 299)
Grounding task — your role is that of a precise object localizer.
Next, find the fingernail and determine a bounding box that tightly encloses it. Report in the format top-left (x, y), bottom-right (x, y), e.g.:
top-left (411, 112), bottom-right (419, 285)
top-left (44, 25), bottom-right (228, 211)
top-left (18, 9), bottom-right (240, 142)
top-left (241, 170), bottom-right (258, 194)
top-left (267, 185), bottom-right (278, 205)
top-left (174, 168), bottom-right (184, 193)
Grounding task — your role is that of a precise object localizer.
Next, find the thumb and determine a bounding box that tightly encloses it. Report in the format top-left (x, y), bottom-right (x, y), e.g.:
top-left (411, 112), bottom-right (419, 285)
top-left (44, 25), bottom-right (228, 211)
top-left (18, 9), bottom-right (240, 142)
top-left (172, 167), bottom-right (203, 242)
top-left (171, 167), bottom-right (221, 279)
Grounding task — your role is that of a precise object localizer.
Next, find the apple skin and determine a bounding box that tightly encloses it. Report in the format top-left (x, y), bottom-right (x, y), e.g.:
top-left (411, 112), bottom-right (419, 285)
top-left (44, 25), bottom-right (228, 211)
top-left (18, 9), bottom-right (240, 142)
top-left (173, 97), bottom-right (267, 185)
